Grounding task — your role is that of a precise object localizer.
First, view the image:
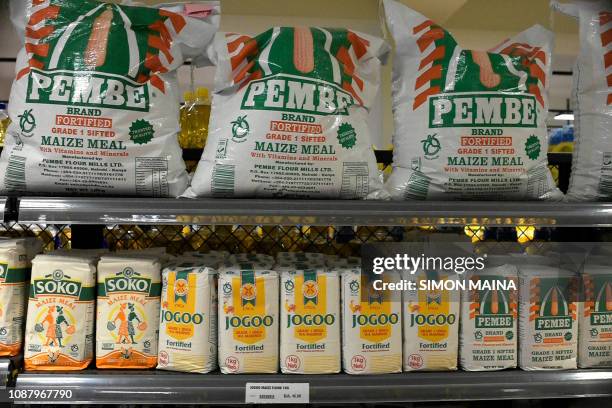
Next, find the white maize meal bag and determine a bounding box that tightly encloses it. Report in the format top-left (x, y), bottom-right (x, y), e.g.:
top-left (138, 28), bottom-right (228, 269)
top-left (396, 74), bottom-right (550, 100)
top-left (579, 264), bottom-right (612, 368)
top-left (96, 255), bottom-right (161, 368)
top-left (186, 26), bottom-right (388, 199)
top-left (24, 255), bottom-right (95, 370)
top-left (341, 268), bottom-right (402, 374)
top-left (0, 240), bottom-right (29, 356)
top-left (460, 264), bottom-right (518, 371)
top-left (158, 264), bottom-right (217, 373)
top-left (519, 264), bottom-right (578, 370)
top-left (403, 270), bottom-right (459, 371)
top-left (0, 0), bottom-right (219, 197)
top-left (280, 269), bottom-right (340, 374)
top-left (218, 269), bottom-right (279, 373)
top-left (383, 0), bottom-right (561, 200)
top-left (553, 1), bottom-right (612, 201)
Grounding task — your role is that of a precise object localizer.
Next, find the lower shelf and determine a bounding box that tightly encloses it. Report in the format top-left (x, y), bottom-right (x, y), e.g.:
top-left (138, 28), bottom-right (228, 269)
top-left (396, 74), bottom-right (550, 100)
top-left (11, 369), bottom-right (612, 404)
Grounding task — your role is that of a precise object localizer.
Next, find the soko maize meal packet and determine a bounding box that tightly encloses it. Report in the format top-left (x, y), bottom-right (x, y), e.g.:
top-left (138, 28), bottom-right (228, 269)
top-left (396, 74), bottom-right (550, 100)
top-left (519, 264), bottom-right (579, 370)
top-left (382, 0), bottom-right (561, 201)
top-left (186, 27), bottom-right (389, 199)
top-left (341, 268), bottom-right (402, 374)
top-left (280, 268), bottom-right (341, 374)
top-left (460, 262), bottom-right (518, 371)
top-left (218, 269), bottom-right (279, 373)
top-left (403, 270), bottom-right (459, 371)
top-left (24, 254), bottom-right (96, 370)
top-left (0, 240), bottom-right (30, 356)
top-left (579, 262), bottom-right (612, 368)
top-left (0, 0), bottom-right (219, 197)
top-left (553, 1), bottom-right (612, 201)
top-left (157, 263), bottom-right (217, 373)
top-left (96, 255), bottom-right (161, 369)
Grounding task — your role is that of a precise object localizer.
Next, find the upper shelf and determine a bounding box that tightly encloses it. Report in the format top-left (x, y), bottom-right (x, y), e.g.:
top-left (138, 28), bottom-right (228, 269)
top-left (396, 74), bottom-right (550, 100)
top-left (13, 197), bottom-right (612, 226)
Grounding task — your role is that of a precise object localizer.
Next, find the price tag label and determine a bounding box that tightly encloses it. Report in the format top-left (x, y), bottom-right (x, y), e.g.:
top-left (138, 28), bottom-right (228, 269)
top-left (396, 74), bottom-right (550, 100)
top-left (245, 382), bottom-right (309, 404)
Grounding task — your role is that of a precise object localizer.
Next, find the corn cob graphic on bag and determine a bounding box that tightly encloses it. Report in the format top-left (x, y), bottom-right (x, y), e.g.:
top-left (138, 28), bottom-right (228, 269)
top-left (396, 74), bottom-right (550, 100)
top-left (382, 0), bottom-right (561, 201)
top-left (186, 27), bottom-right (389, 199)
top-left (0, 0), bottom-right (220, 197)
top-left (553, 1), bottom-right (612, 201)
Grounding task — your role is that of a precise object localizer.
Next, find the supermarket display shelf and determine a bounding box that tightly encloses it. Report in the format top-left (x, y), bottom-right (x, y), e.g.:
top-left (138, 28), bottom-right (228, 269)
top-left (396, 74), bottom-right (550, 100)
top-left (0, 356), bottom-right (21, 389)
top-left (12, 369), bottom-right (612, 404)
top-left (13, 196), bottom-right (612, 226)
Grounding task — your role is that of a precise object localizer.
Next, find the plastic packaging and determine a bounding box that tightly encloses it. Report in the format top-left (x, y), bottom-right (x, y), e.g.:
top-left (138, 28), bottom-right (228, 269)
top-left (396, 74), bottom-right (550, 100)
top-left (96, 255), bottom-right (161, 369)
top-left (0, 0), bottom-right (220, 197)
top-left (382, 0), bottom-right (561, 201)
top-left (186, 27), bottom-right (388, 199)
top-left (158, 264), bottom-right (217, 373)
top-left (218, 269), bottom-right (279, 373)
top-left (554, 1), bottom-right (612, 201)
top-left (24, 255), bottom-right (96, 370)
top-left (280, 268), bottom-right (341, 374)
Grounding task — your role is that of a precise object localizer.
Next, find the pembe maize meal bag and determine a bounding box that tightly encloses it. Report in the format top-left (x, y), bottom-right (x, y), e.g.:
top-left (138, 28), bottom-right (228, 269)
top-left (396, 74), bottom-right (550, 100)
top-left (341, 268), bottom-right (402, 374)
top-left (579, 262), bottom-right (612, 368)
top-left (158, 263), bottom-right (217, 373)
top-left (0, 240), bottom-right (29, 356)
top-left (0, 0), bottom-right (219, 197)
top-left (280, 268), bottom-right (341, 374)
top-left (186, 27), bottom-right (388, 199)
top-left (96, 255), bottom-right (161, 369)
top-left (382, 0), bottom-right (561, 201)
top-left (552, 1), bottom-right (612, 201)
top-left (24, 255), bottom-right (96, 370)
top-left (218, 269), bottom-right (279, 373)
top-left (518, 264), bottom-right (579, 370)
top-left (403, 270), bottom-right (459, 371)
top-left (460, 262), bottom-right (518, 371)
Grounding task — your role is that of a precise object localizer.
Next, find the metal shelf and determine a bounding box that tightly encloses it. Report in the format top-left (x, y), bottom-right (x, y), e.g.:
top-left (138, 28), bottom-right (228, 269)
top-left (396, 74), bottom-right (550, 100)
top-left (12, 369), bottom-right (612, 404)
top-left (14, 196), bottom-right (612, 226)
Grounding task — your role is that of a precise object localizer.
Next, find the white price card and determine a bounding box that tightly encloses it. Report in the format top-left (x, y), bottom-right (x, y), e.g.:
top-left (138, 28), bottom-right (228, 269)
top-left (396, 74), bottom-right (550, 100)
top-left (245, 383), bottom-right (309, 404)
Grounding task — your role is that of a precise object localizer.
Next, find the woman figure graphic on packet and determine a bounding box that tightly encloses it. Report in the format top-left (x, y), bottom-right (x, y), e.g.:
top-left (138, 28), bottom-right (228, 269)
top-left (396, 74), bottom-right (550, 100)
top-left (43, 307), bottom-right (56, 347)
top-left (114, 304), bottom-right (129, 345)
top-left (127, 303), bottom-right (142, 344)
top-left (54, 306), bottom-right (70, 348)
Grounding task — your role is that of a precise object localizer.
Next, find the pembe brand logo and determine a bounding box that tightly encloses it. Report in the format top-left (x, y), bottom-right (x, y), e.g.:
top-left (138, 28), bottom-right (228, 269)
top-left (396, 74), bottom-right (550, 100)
top-left (421, 133), bottom-right (441, 158)
top-left (26, 69), bottom-right (149, 112)
top-left (429, 93), bottom-right (537, 128)
top-left (241, 75), bottom-right (354, 116)
top-left (105, 267), bottom-right (151, 294)
top-left (33, 270), bottom-right (82, 297)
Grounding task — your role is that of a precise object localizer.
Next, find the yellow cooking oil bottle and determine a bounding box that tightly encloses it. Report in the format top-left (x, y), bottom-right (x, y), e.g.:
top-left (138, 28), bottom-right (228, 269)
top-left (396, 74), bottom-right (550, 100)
top-left (179, 91), bottom-right (195, 149)
top-left (191, 87), bottom-right (211, 149)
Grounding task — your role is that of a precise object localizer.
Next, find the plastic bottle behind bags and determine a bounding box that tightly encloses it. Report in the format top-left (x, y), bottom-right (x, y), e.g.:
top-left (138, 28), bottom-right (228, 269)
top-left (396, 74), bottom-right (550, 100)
top-left (185, 27), bottom-right (389, 199)
top-left (382, 0), bottom-right (561, 201)
top-left (0, 0), bottom-right (220, 197)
